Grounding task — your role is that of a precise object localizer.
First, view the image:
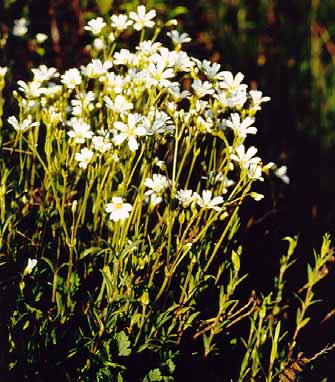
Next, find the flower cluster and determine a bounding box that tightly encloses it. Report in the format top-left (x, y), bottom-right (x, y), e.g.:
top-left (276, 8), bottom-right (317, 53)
top-left (6, 5), bottom-right (283, 227)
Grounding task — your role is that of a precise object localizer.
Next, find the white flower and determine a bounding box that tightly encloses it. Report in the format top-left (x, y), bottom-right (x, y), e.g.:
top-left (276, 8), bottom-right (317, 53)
top-left (144, 174), bottom-right (170, 196)
top-left (36, 33), bottom-right (48, 43)
top-left (104, 95), bottom-right (133, 114)
top-left (194, 190), bottom-right (224, 211)
top-left (129, 5), bottom-right (156, 31)
top-left (32, 65), bottom-right (58, 83)
top-left (113, 113), bottom-right (147, 151)
top-left (93, 38), bottom-right (105, 51)
top-left (168, 83), bottom-right (190, 100)
top-left (137, 40), bottom-right (162, 56)
top-left (7, 115), bottom-right (39, 132)
top-left (105, 72), bottom-right (124, 94)
top-left (71, 91), bottom-right (95, 116)
top-left (173, 51), bottom-right (194, 72)
top-left (108, 32), bottom-right (116, 42)
top-left (40, 83), bottom-right (63, 98)
top-left (176, 189), bottom-right (194, 207)
top-left (111, 14), bottom-right (133, 31)
top-left (219, 72), bottom-right (247, 92)
top-left (215, 89), bottom-right (247, 109)
top-left (106, 197), bottom-right (132, 222)
top-left (75, 147), bottom-right (94, 169)
top-left (67, 119), bottom-right (93, 143)
top-left (196, 116), bottom-right (213, 133)
top-left (192, 79), bottom-right (214, 98)
top-left (274, 165), bottom-right (290, 184)
top-left (201, 60), bottom-right (225, 81)
top-left (247, 163), bottom-right (264, 181)
top-left (231, 145), bottom-right (261, 169)
top-left (84, 17), bottom-right (106, 35)
top-left (225, 113), bottom-right (257, 138)
top-left (17, 80), bottom-right (41, 98)
top-left (145, 109), bottom-right (174, 135)
top-left (92, 136), bottom-right (112, 153)
top-left (13, 18), bottom-right (28, 36)
top-left (249, 90), bottom-right (271, 111)
top-left (0, 67), bottom-right (8, 79)
top-left (61, 68), bottom-right (82, 89)
top-left (154, 158), bottom-right (166, 170)
top-left (24, 258), bottom-right (37, 275)
top-left (113, 49), bottom-right (135, 66)
top-left (250, 192), bottom-right (264, 201)
top-left (167, 30), bottom-right (191, 45)
top-left (84, 59), bottom-right (112, 78)
top-left (146, 61), bottom-right (174, 87)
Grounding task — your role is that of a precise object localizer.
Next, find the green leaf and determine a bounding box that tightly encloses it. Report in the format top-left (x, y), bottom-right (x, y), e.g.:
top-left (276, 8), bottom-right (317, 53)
top-left (231, 250), bottom-right (240, 272)
top-left (165, 358), bottom-right (175, 374)
top-left (283, 235), bottom-right (299, 257)
top-left (115, 331), bottom-right (132, 357)
top-left (299, 317), bottom-right (311, 330)
top-left (270, 321), bottom-right (281, 366)
top-left (145, 368), bottom-right (162, 382)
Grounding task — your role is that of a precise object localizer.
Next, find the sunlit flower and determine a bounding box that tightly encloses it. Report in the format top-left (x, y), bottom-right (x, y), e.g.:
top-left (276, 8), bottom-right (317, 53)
top-left (176, 189), bottom-right (194, 207)
top-left (61, 68), bottom-right (82, 89)
top-left (167, 30), bottom-right (191, 46)
top-left (168, 83), bottom-right (190, 100)
top-left (93, 38), bottom-right (105, 51)
top-left (113, 113), bottom-right (147, 151)
top-left (201, 60), bottom-right (225, 81)
top-left (146, 193), bottom-right (163, 208)
top-left (17, 80), bottom-right (41, 98)
top-left (84, 59), bottom-right (112, 78)
top-left (146, 60), bottom-right (174, 87)
top-left (105, 72), bottom-right (124, 94)
top-left (36, 33), bottom-right (48, 43)
top-left (13, 18), bottom-right (28, 36)
top-left (114, 49), bottom-right (135, 66)
top-left (247, 163), bottom-right (264, 181)
top-left (172, 51), bottom-right (194, 72)
top-left (104, 95), bottom-right (133, 114)
top-left (23, 258), bottom-right (37, 276)
top-left (192, 79), bottom-right (214, 98)
top-left (67, 119), bottom-right (93, 143)
top-left (231, 145), bottom-right (261, 169)
top-left (249, 90), bottom-right (271, 111)
top-left (250, 192), bottom-right (264, 201)
top-left (144, 109), bottom-right (174, 135)
top-left (7, 115), bottom-right (39, 132)
top-left (106, 197), bottom-right (132, 222)
top-left (0, 67), bottom-right (8, 79)
top-left (84, 17), bottom-right (106, 35)
top-left (71, 91), bottom-right (95, 116)
top-left (194, 190), bottom-right (224, 211)
top-left (225, 113), bottom-right (257, 138)
top-left (92, 135), bottom-right (112, 153)
top-left (129, 5), bottom-right (156, 31)
top-left (215, 89), bottom-right (247, 109)
top-left (40, 84), bottom-right (63, 98)
top-left (75, 147), bottom-right (94, 169)
top-left (219, 72), bottom-right (247, 92)
top-left (111, 14), bottom-right (133, 31)
top-left (32, 65), bottom-right (58, 83)
top-left (274, 165), bottom-right (290, 184)
top-left (144, 174), bottom-right (170, 196)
